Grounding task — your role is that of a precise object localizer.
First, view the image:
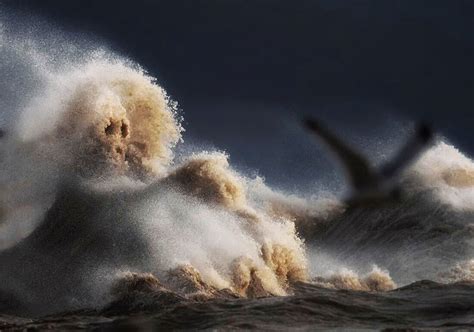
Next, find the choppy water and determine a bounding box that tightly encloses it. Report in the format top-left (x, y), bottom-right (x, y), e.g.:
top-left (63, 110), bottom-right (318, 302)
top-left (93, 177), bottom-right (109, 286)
top-left (2, 281), bottom-right (474, 330)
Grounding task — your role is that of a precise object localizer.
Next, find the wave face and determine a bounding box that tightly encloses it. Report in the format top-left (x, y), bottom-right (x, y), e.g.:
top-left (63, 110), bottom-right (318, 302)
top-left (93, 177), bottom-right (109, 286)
top-left (1, 13), bottom-right (474, 328)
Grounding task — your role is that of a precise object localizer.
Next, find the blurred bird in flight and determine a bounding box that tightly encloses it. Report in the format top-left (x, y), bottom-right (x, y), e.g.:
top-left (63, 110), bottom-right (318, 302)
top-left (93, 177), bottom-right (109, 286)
top-left (304, 118), bottom-right (433, 207)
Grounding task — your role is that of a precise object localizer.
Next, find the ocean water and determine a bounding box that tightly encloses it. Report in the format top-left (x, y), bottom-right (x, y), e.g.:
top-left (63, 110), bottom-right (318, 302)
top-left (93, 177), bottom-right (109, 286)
top-left (1, 13), bottom-right (474, 331)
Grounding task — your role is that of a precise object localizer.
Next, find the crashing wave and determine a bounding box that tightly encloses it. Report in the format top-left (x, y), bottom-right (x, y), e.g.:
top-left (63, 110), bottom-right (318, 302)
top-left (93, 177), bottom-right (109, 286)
top-left (1, 18), bottom-right (474, 319)
top-left (313, 266), bottom-right (396, 292)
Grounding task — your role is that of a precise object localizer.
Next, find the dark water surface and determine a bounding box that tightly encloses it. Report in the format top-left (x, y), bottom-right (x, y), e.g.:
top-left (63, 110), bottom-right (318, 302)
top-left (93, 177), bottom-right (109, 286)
top-left (2, 281), bottom-right (473, 330)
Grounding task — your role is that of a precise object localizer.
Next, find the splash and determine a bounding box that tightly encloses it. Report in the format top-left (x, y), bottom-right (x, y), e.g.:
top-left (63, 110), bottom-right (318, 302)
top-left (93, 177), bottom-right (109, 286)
top-left (111, 272), bottom-right (168, 295)
top-left (438, 260), bottom-right (474, 283)
top-left (2, 13), bottom-right (474, 319)
top-left (162, 152), bottom-right (309, 295)
top-left (443, 169), bottom-right (474, 188)
top-left (314, 266), bottom-right (396, 292)
top-left (2, 53), bottom-right (474, 317)
top-left (168, 152), bottom-right (246, 210)
top-left (406, 141), bottom-right (474, 210)
top-left (0, 48), bottom-right (182, 247)
top-left (21, 61), bottom-right (183, 179)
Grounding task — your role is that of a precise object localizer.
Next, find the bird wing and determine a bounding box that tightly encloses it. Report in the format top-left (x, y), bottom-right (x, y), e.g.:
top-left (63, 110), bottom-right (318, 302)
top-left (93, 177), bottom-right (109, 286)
top-left (380, 123), bottom-right (433, 179)
top-left (304, 118), bottom-right (378, 191)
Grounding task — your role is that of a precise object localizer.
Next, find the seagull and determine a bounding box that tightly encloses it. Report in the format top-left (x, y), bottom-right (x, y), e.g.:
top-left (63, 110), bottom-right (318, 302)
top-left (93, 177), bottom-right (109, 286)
top-left (304, 118), bottom-right (433, 207)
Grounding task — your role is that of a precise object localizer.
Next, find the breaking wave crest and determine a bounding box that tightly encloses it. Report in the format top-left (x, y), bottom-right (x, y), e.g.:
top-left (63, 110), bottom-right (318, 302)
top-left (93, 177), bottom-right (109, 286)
top-left (19, 61), bottom-right (183, 179)
top-left (313, 266), bottom-right (396, 292)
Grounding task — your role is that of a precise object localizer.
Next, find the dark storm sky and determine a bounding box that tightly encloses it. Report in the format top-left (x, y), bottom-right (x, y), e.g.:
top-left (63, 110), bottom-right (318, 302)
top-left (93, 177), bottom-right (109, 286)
top-left (4, 0), bottom-right (474, 192)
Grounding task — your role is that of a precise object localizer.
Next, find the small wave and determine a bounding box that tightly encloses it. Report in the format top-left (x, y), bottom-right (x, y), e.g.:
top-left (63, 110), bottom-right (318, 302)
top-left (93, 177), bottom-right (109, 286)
top-left (313, 266), bottom-right (396, 292)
